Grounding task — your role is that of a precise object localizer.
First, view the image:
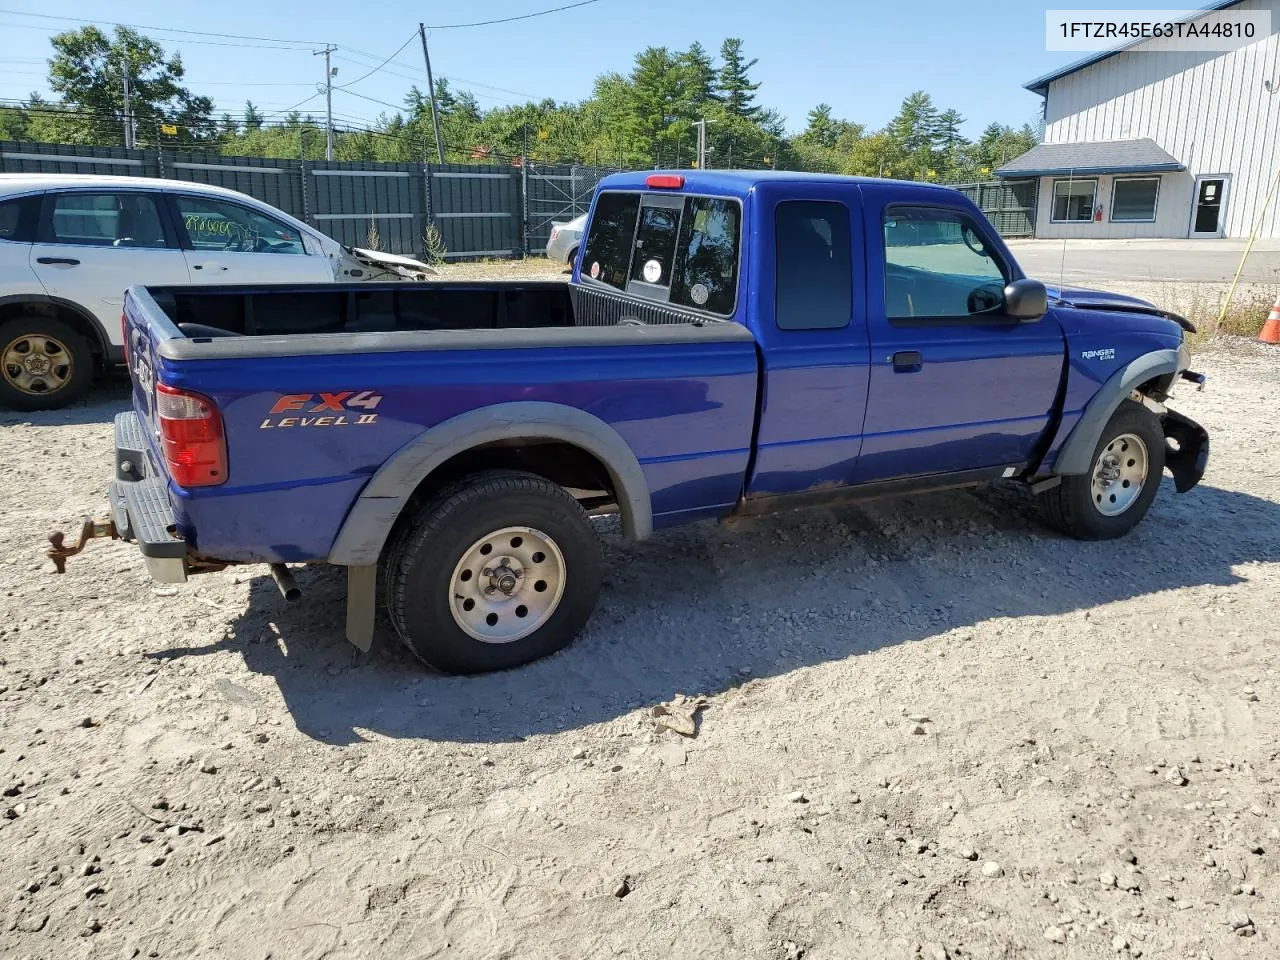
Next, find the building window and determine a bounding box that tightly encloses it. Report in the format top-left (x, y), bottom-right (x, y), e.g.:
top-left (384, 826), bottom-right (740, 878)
top-left (1051, 179), bottom-right (1097, 222)
top-left (1111, 177), bottom-right (1160, 223)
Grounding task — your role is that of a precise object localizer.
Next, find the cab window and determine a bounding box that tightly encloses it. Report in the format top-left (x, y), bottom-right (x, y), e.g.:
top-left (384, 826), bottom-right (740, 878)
top-left (775, 200), bottom-right (852, 331)
top-left (580, 190), bottom-right (740, 316)
top-left (883, 207), bottom-right (1008, 319)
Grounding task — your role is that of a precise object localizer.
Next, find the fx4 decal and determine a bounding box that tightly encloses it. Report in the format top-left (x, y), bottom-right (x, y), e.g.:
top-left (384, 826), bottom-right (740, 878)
top-left (260, 391), bottom-right (383, 429)
top-left (1081, 348), bottom-right (1116, 361)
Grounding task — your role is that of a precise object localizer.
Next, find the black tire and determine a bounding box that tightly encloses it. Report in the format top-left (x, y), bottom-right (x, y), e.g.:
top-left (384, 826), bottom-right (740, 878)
top-left (0, 315), bottom-right (94, 411)
top-left (385, 470), bottom-right (603, 674)
top-left (1039, 399), bottom-right (1166, 540)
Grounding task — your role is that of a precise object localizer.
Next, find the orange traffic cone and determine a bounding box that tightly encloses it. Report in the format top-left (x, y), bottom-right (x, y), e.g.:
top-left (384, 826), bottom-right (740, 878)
top-left (1261, 294), bottom-right (1280, 344)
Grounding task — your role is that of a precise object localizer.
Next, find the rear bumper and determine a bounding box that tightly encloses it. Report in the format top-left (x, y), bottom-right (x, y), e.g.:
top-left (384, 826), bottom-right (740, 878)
top-left (545, 235), bottom-right (577, 264)
top-left (112, 411), bottom-right (188, 583)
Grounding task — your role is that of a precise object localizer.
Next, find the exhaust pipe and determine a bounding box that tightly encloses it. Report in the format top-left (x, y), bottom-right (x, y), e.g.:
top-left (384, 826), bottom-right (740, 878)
top-left (268, 563), bottom-right (301, 602)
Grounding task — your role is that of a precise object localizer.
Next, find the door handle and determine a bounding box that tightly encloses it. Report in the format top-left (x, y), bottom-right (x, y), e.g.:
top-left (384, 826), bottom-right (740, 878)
top-left (891, 350), bottom-right (923, 372)
top-left (191, 264), bottom-right (228, 271)
top-left (36, 256), bottom-right (80, 266)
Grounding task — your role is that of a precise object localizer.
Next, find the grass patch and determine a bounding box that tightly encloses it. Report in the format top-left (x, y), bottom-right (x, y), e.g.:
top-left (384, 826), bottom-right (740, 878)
top-left (1152, 283), bottom-right (1277, 345)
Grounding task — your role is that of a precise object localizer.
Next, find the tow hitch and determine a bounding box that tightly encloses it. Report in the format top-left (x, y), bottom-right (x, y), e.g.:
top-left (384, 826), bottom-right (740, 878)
top-left (47, 517), bottom-right (117, 573)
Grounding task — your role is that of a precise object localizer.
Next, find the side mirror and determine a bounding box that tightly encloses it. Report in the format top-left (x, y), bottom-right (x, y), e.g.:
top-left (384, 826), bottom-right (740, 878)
top-left (1004, 278), bottom-right (1047, 322)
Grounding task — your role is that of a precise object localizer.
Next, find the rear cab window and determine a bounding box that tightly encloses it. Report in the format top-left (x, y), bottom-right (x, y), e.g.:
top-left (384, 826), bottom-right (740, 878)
top-left (581, 189), bottom-right (741, 317)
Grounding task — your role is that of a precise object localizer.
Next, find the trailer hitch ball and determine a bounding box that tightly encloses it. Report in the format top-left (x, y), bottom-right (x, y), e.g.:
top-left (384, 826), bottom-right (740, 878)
top-left (47, 517), bottom-right (117, 573)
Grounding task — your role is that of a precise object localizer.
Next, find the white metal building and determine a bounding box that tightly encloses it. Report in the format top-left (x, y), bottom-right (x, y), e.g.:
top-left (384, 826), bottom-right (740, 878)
top-left (998, 0), bottom-right (1280, 239)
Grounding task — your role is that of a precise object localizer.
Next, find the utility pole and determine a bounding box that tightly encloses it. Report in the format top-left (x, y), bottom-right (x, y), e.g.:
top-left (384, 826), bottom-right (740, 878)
top-left (693, 118), bottom-right (714, 170)
top-left (121, 68), bottom-right (134, 149)
top-left (418, 24), bottom-right (446, 164)
top-left (314, 44), bottom-right (337, 161)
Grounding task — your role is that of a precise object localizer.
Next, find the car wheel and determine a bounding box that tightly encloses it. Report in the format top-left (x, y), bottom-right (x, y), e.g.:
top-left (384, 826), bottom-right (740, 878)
top-left (1039, 399), bottom-right (1166, 540)
top-left (0, 315), bottom-right (94, 411)
top-left (386, 470), bottom-right (603, 674)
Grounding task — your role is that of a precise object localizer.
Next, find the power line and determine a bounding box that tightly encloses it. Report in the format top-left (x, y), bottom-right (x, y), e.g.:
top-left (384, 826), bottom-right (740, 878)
top-left (329, 54), bottom-right (545, 105)
top-left (428, 0), bottom-right (606, 29)
top-left (333, 89), bottom-right (408, 113)
top-left (0, 8), bottom-right (324, 48)
top-left (260, 91), bottom-right (324, 119)
top-left (334, 32), bottom-right (418, 89)
top-left (0, 19), bottom-right (313, 50)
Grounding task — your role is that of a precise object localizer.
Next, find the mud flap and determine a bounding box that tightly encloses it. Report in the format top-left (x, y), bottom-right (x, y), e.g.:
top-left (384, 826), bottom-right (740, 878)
top-left (1163, 410), bottom-right (1208, 493)
top-left (345, 564), bottom-right (377, 652)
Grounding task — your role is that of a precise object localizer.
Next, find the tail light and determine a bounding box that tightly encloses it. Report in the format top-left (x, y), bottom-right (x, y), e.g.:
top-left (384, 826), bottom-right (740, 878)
top-left (155, 383), bottom-right (227, 487)
top-left (121, 312), bottom-right (129, 368)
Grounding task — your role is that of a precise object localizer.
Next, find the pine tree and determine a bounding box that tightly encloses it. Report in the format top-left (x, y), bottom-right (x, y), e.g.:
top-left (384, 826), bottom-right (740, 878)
top-left (243, 100), bottom-right (263, 131)
top-left (677, 41), bottom-right (717, 108)
top-left (935, 108), bottom-right (966, 152)
top-left (889, 91), bottom-right (939, 154)
top-left (717, 38), bottom-right (760, 119)
top-left (803, 103), bottom-right (836, 147)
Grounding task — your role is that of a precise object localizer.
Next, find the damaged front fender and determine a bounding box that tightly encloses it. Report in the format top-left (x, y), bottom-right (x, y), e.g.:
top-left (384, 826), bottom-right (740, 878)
top-left (1163, 409), bottom-right (1209, 493)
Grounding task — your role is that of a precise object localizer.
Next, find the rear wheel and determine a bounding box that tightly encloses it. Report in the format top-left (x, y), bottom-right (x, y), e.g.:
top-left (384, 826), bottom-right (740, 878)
top-left (385, 470), bottom-right (603, 673)
top-left (1039, 400), bottom-right (1165, 540)
top-left (0, 315), bottom-right (93, 411)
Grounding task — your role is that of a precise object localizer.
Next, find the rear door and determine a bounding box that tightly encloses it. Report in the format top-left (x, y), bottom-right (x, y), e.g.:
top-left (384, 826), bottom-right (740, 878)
top-left (29, 189), bottom-right (190, 343)
top-left (856, 184), bottom-right (1064, 483)
top-left (169, 193), bottom-right (335, 284)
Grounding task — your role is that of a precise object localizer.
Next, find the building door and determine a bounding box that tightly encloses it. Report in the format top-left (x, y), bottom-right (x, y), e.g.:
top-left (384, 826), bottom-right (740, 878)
top-left (1190, 176), bottom-right (1229, 237)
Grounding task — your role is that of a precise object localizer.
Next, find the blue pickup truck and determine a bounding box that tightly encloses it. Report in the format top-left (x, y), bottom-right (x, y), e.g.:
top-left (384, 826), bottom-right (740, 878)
top-left (52, 171), bottom-right (1208, 673)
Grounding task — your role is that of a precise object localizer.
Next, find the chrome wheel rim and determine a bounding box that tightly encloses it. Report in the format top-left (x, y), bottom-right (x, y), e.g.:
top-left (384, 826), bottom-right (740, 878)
top-left (2, 333), bottom-right (74, 396)
top-left (1091, 432), bottom-right (1148, 516)
top-left (449, 526), bottom-right (566, 644)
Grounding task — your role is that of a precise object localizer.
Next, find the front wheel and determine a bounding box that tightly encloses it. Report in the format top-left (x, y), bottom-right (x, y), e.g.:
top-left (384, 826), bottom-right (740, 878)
top-left (1039, 400), bottom-right (1166, 540)
top-left (385, 470), bottom-right (603, 673)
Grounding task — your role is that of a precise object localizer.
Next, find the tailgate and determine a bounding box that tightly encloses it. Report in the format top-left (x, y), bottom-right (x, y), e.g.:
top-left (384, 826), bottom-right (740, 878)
top-left (121, 286), bottom-right (173, 468)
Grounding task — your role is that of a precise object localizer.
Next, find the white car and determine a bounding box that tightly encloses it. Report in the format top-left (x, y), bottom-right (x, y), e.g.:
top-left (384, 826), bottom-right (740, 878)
top-left (545, 213), bottom-right (586, 266)
top-left (0, 174), bottom-right (434, 410)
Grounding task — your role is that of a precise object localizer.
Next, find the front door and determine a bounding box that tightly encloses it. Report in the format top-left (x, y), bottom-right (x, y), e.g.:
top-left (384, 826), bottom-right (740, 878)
top-left (1190, 176), bottom-right (1228, 237)
top-left (857, 185), bottom-right (1065, 483)
top-left (168, 193), bottom-right (336, 285)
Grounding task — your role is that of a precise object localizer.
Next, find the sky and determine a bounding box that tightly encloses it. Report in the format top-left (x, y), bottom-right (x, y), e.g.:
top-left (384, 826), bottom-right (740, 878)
top-left (0, 1), bottom-right (1211, 138)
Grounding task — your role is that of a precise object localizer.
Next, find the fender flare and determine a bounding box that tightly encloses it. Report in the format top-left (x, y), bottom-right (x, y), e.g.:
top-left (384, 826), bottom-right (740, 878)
top-left (0, 293), bottom-right (113, 358)
top-left (1052, 344), bottom-right (1188, 475)
top-left (327, 401), bottom-right (653, 567)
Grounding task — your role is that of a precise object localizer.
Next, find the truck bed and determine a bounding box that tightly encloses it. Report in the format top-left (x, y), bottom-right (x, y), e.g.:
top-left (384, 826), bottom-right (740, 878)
top-left (124, 281), bottom-right (760, 564)
top-left (150, 281), bottom-right (576, 338)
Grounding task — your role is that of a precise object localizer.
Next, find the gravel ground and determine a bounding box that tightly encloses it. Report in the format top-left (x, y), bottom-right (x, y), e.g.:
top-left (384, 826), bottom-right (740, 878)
top-left (2, 337), bottom-right (1279, 960)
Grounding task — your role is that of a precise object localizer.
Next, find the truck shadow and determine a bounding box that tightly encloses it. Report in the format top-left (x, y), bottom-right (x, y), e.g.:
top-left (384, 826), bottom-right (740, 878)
top-left (155, 479), bottom-right (1280, 746)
